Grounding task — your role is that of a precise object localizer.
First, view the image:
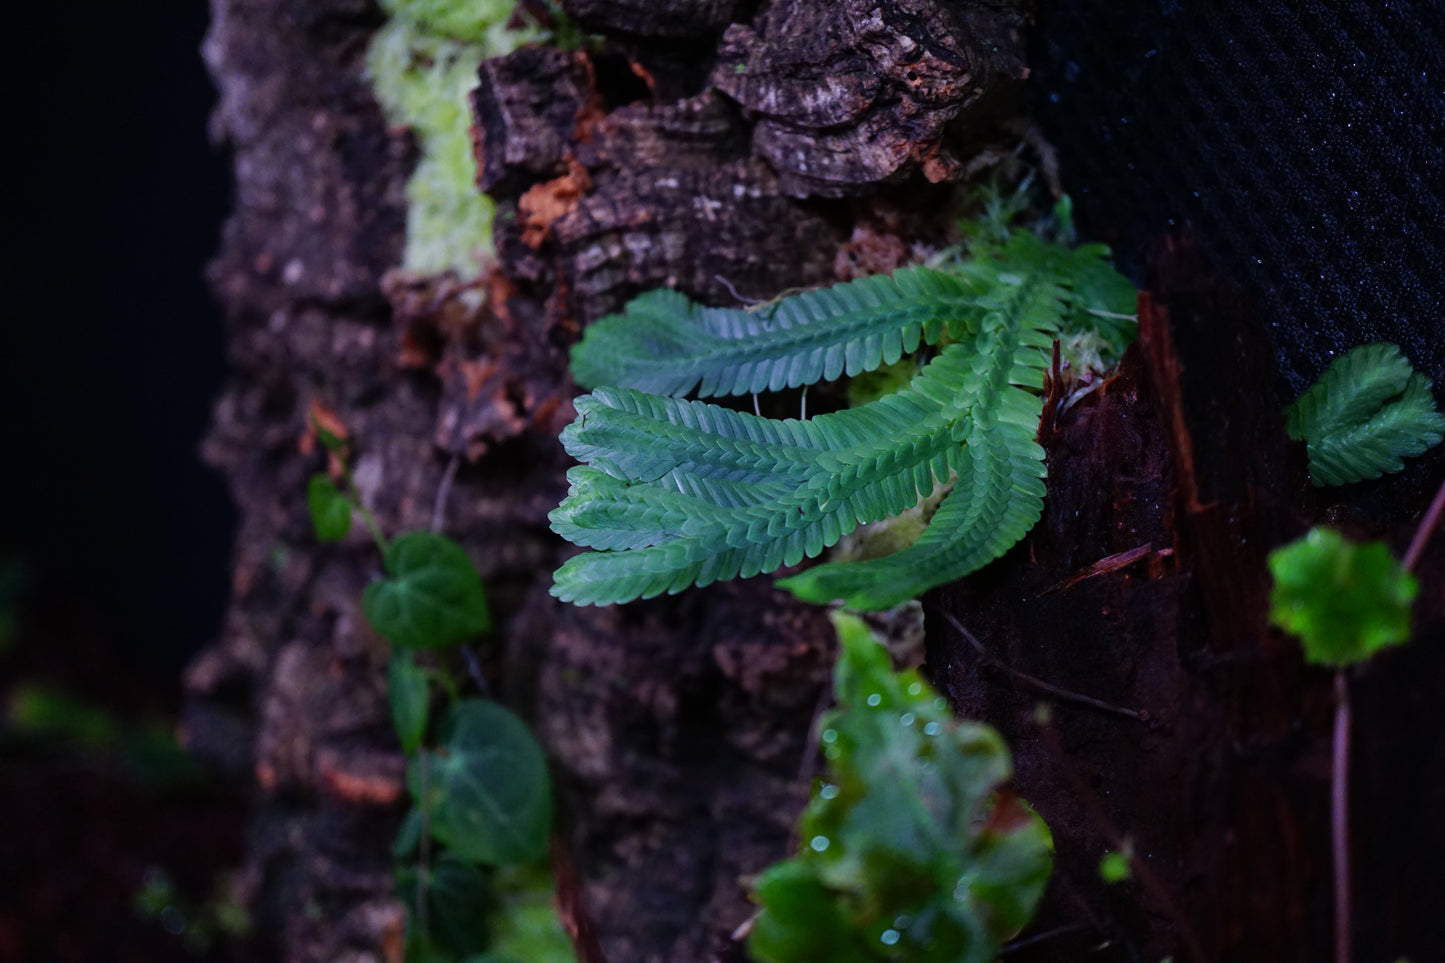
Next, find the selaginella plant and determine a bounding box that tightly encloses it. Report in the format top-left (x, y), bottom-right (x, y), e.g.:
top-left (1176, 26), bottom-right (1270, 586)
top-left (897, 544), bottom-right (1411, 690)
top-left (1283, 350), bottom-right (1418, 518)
top-left (548, 208), bottom-right (1137, 610)
top-left (747, 612), bottom-right (1053, 963)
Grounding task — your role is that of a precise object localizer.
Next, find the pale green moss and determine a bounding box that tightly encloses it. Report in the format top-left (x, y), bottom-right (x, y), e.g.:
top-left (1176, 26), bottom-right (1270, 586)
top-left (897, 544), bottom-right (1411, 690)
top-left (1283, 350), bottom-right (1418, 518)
top-left (378, 0), bottom-right (534, 48)
top-left (366, 4), bottom-right (544, 278)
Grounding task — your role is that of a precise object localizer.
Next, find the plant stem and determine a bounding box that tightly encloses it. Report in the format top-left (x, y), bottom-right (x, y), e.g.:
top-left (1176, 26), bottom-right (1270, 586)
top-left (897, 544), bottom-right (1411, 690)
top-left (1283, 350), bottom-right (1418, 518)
top-left (416, 749), bottom-right (431, 941)
top-left (940, 611), bottom-right (1149, 723)
top-left (430, 454), bottom-right (460, 533)
top-left (340, 468), bottom-right (389, 553)
top-left (1402, 472), bottom-right (1445, 572)
top-left (1332, 669), bottom-right (1351, 963)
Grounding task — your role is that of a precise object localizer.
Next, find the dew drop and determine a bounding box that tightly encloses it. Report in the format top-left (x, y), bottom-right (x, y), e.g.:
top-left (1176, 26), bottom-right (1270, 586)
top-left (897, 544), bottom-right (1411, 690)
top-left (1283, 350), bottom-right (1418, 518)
top-left (953, 875), bottom-right (975, 901)
top-left (819, 784), bottom-right (840, 800)
top-left (822, 728), bottom-right (838, 744)
top-left (900, 712), bottom-right (915, 727)
top-left (810, 835), bottom-right (830, 853)
top-left (924, 721), bottom-right (941, 736)
top-left (880, 929), bottom-right (900, 946)
top-left (932, 697), bottom-right (948, 711)
top-left (907, 682), bottom-right (923, 696)
top-left (866, 693), bottom-right (882, 707)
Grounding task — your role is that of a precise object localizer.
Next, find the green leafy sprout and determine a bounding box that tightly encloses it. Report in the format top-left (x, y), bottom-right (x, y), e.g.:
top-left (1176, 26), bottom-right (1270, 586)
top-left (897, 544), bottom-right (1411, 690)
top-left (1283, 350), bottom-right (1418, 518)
top-left (549, 208), bottom-right (1137, 609)
top-left (748, 611), bottom-right (1052, 963)
top-left (1267, 527), bottom-right (1419, 667)
top-left (1286, 342), bottom-right (1444, 487)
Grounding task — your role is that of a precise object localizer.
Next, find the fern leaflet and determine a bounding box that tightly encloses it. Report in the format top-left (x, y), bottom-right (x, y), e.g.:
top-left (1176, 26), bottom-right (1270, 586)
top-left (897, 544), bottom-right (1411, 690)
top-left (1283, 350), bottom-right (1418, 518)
top-left (1286, 342), bottom-right (1445, 487)
top-left (550, 229), bottom-right (1136, 608)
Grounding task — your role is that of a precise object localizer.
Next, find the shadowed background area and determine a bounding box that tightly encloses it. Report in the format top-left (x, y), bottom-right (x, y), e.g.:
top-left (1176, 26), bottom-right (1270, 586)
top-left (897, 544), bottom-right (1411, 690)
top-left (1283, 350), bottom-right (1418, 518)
top-left (2, 2), bottom-right (245, 961)
top-left (1031, 0), bottom-right (1445, 395)
top-left (4, 4), bottom-right (233, 670)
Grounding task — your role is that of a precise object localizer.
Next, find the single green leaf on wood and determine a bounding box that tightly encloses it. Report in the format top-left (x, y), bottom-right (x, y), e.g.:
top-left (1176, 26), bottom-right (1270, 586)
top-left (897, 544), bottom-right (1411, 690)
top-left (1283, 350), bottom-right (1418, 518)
top-left (748, 612), bottom-right (1052, 963)
top-left (1267, 527), bottom-right (1419, 667)
top-left (396, 854), bottom-right (496, 960)
top-left (364, 532), bottom-right (490, 649)
top-left (1098, 849), bottom-right (1132, 884)
top-left (749, 861), bottom-right (873, 963)
top-left (1285, 342), bottom-right (1445, 486)
top-left (308, 474), bottom-right (353, 542)
top-left (409, 699), bottom-right (552, 866)
top-left (388, 652), bottom-right (431, 755)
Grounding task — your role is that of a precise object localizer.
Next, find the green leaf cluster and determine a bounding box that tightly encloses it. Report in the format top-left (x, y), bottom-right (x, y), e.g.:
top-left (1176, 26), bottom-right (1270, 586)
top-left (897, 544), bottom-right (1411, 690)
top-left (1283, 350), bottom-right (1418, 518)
top-left (1267, 526), bottom-right (1419, 667)
top-left (550, 229), bottom-right (1136, 609)
top-left (748, 612), bottom-right (1052, 963)
top-left (1286, 342), bottom-right (1445, 486)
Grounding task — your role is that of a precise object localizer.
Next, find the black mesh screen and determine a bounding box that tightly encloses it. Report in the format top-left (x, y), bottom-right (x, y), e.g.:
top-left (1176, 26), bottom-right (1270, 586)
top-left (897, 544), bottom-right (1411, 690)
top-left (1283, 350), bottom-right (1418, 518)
top-left (1031, 0), bottom-right (1445, 395)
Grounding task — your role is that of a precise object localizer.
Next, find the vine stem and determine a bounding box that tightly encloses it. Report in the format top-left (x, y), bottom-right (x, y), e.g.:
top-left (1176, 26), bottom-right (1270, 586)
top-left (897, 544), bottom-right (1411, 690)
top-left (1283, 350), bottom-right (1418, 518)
top-left (1332, 670), bottom-right (1351, 963)
top-left (430, 454), bottom-right (460, 534)
top-left (1337, 472), bottom-right (1445, 963)
top-left (339, 464), bottom-right (389, 554)
top-left (416, 749), bottom-right (431, 942)
top-left (1401, 472), bottom-right (1445, 572)
top-left (939, 612), bottom-right (1148, 722)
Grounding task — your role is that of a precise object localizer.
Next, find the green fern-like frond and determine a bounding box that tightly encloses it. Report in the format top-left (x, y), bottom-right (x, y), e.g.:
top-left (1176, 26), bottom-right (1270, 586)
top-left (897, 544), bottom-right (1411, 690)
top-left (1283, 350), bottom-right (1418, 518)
top-left (570, 231), bottom-right (1135, 399)
top-left (550, 228), bottom-right (1136, 608)
top-left (1286, 342), bottom-right (1445, 487)
top-left (569, 267), bottom-right (982, 397)
top-left (779, 396), bottom-right (1047, 610)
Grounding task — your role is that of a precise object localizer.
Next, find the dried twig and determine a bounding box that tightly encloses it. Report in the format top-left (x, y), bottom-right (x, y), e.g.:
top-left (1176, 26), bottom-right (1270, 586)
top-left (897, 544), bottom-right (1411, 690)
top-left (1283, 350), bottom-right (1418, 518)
top-left (939, 611), bottom-right (1148, 723)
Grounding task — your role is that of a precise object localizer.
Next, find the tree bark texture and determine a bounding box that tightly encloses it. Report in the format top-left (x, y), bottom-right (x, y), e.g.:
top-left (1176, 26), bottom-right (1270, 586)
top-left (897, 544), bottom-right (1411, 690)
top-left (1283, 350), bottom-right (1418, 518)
top-left (188, 1), bottom-right (1445, 962)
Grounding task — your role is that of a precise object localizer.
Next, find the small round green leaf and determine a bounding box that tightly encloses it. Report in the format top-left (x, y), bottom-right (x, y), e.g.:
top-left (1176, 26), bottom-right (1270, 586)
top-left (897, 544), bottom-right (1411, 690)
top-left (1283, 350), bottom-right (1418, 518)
top-left (1099, 850), bottom-right (1131, 884)
top-left (388, 652), bottom-right (431, 756)
top-left (1268, 527), bottom-right (1418, 667)
top-left (364, 532), bottom-right (490, 649)
top-left (410, 699), bottom-right (551, 866)
top-left (307, 474), bottom-right (353, 542)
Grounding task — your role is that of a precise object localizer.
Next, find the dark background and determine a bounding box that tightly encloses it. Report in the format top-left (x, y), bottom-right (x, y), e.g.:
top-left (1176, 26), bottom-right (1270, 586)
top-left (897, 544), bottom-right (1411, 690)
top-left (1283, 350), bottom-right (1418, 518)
top-left (2, 4), bottom-right (244, 961)
top-left (5, 1), bottom-right (235, 678)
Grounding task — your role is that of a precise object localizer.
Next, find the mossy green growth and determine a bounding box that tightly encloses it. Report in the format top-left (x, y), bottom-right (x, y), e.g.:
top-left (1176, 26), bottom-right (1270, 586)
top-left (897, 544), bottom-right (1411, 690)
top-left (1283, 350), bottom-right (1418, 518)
top-left (379, 0), bottom-right (537, 48)
top-left (365, 3), bottom-right (544, 278)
